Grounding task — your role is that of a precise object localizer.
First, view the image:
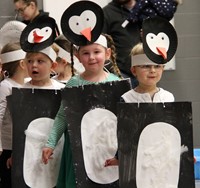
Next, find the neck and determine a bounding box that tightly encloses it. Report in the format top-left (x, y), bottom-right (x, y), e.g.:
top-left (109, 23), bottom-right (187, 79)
top-left (11, 72), bottom-right (25, 85)
top-left (124, 0), bottom-right (136, 9)
top-left (30, 78), bottom-right (52, 87)
top-left (81, 70), bottom-right (108, 82)
top-left (135, 85), bottom-right (159, 97)
top-left (30, 9), bottom-right (40, 21)
top-left (57, 67), bottom-right (72, 81)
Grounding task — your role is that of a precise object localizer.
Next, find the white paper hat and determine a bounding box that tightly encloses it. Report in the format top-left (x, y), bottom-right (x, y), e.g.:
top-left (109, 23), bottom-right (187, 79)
top-left (131, 54), bottom-right (157, 66)
top-left (0, 20), bottom-right (26, 49)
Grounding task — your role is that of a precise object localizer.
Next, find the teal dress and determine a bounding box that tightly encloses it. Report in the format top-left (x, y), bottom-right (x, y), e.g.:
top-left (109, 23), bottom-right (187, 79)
top-left (46, 73), bottom-right (120, 188)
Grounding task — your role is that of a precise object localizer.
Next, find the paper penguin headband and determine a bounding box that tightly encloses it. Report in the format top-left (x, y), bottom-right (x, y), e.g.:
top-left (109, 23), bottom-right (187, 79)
top-left (20, 16), bottom-right (57, 53)
top-left (142, 16), bottom-right (178, 64)
top-left (61, 1), bottom-right (104, 46)
top-left (0, 21), bottom-right (26, 64)
top-left (0, 20), bottom-right (26, 49)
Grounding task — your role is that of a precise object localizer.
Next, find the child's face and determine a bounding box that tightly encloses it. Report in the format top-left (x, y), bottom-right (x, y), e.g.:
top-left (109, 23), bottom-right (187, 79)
top-left (131, 64), bottom-right (164, 87)
top-left (26, 52), bottom-right (55, 82)
top-left (53, 58), bottom-right (68, 74)
top-left (77, 44), bottom-right (111, 74)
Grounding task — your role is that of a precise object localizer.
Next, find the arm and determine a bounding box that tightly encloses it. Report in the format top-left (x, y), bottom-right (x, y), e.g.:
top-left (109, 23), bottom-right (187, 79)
top-left (0, 84), bottom-right (10, 152)
top-left (42, 102), bottom-right (67, 164)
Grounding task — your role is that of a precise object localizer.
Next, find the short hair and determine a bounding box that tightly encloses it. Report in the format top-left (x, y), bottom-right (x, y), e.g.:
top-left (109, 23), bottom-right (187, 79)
top-left (13, 0), bottom-right (38, 6)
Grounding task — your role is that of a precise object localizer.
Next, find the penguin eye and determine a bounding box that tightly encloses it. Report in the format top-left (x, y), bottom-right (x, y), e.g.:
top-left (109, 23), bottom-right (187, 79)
top-left (86, 18), bottom-right (89, 21)
top-left (161, 36), bottom-right (165, 40)
top-left (76, 22), bottom-right (79, 26)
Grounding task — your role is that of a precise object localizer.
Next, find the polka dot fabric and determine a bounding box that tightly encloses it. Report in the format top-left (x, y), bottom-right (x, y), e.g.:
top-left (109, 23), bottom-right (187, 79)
top-left (128, 0), bottom-right (178, 23)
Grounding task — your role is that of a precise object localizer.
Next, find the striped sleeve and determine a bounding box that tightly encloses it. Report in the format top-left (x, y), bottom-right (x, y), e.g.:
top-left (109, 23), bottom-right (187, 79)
top-left (46, 102), bottom-right (67, 149)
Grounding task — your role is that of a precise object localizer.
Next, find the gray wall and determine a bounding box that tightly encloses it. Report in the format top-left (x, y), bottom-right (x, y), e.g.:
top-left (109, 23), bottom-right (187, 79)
top-left (0, 0), bottom-right (43, 25)
top-left (0, 1), bottom-right (200, 147)
top-left (159, 0), bottom-right (200, 147)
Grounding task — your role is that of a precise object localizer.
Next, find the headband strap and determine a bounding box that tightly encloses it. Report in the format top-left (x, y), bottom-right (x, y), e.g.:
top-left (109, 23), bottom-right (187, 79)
top-left (77, 35), bottom-right (107, 50)
top-left (57, 45), bottom-right (71, 62)
top-left (56, 44), bottom-right (84, 73)
top-left (94, 35), bottom-right (107, 48)
top-left (40, 47), bottom-right (57, 62)
top-left (0, 49), bottom-right (26, 64)
top-left (131, 54), bottom-right (157, 66)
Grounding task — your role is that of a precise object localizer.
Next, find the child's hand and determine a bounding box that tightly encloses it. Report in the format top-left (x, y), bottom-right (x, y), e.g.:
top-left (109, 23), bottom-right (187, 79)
top-left (104, 157), bottom-right (119, 167)
top-left (7, 157), bottom-right (12, 169)
top-left (42, 147), bottom-right (54, 164)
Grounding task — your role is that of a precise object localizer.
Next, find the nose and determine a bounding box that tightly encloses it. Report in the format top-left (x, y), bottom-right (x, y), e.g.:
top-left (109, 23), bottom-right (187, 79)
top-left (89, 53), bottom-right (95, 60)
top-left (149, 65), bottom-right (156, 72)
top-left (32, 61), bottom-right (38, 67)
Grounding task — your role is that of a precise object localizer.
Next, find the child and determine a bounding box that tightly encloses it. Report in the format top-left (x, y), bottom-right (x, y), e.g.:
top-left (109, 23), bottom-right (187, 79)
top-left (42, 34), bottom-right (121, 188)
top-left (104, 42), bottom-right (175, 167)
top-left (42, 2), bottom-right (123, 187)
top-left (0, 42), bottom-right (27, 188)
top-left (52, 34), bottom-right (84, 84)
top-left (20, 16), bottom-right (65, 89)
top-left (23, 44), bottom-right (65, 89)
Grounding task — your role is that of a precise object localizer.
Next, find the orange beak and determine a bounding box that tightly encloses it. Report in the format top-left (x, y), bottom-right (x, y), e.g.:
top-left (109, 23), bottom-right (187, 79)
top-left (156, 47), bottom-right (167, 60)
top-left (33, 31), bottom-right (44, 43)
top-left (80, 27), bottom-right (92, 41)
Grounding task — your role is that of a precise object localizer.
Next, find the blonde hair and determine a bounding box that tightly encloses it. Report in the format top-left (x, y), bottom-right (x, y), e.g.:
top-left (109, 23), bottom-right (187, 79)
top-left (103, 33), bottom-right (122, 79)
top-left (131, 42), bottom-right (144, 56)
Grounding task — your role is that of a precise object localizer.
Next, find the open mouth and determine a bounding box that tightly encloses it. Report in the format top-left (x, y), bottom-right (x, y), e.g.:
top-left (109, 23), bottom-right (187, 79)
top-left (32, 71), bottom-right (39, 74)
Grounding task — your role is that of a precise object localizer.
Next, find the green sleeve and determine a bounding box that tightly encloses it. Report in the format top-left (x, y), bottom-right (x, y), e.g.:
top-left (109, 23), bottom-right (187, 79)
top-left (46, 102), bottom-right (67, 149)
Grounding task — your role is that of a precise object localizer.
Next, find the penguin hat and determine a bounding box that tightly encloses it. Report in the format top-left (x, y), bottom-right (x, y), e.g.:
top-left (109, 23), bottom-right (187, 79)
top-left (60, 1), bottom-right (104, 46)
top-left (20, 16), bottom-right (57, 62)
top-left (142, 16), bottom-right (178, 64)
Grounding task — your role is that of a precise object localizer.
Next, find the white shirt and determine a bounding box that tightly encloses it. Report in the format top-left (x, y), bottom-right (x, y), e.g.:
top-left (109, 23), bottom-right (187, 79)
top-left (23, 79), bottom-right (65, 89)
top-left (121, 88), bottom-right (175, 103)
top-left (0, 78), bottom-right (22, 151)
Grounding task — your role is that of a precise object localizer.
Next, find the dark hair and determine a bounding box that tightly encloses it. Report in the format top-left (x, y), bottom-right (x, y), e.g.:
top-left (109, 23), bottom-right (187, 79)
top-left (103, 33), bottom-right (122, 79)
top-left (13, 0), bottom-right (38, 6)
top-left (1, 42), bottom-right (22, 79)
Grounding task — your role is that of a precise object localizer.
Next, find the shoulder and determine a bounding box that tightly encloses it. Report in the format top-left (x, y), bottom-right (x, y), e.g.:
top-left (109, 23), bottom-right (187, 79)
top-left (51, 79), bottom-right (65, 89)
top-left (159, 88), bottom-right (175, 102)
top-left (107, 73), bottom-right (120, 81)
top-left (121, 89), bottom-right (135, 100)
top-left (66, 75), bottom-right (80, 87)
top-left (0, 79), bottom-right (13, 98)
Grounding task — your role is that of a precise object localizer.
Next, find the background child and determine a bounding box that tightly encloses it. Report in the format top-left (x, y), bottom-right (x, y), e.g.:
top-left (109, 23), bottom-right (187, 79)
top-left (105, 42), bottom-right (175, 167)
top-left (52, 34), bottom-right (84, 84)
top-left (0, 42), bottom-right (27, 188)
top-left (42, 34), bottom-right (121, 188)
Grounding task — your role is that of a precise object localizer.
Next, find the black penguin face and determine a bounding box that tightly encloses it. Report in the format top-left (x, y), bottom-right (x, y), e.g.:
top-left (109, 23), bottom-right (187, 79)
top-left (142, 16), bottom-right (178, 64)
top-left (61, 1), bottom-right (104, 46)
top-left (20, 17), bottom-right (57, 52)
